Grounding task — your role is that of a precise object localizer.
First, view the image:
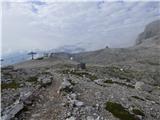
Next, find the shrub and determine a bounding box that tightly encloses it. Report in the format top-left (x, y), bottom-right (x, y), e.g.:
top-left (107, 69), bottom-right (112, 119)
top-left (105, 101), bottom-right (136, 120)
top-left (27, 76), bottom-right (38, 83)
top-left (132, 109), bottom-right (145, 116)
top-left (104, 80), bottom-right (134, 88)
top-left (1, 81), bottom-right (20, 90)
top-left (36, 57), bottom-right (44, 60)
top-left (131, 96), bottom-right (145, 101)
top-left (105, 66), bottom-right (143, 81)
top-left (61, 69), bottom-right (97, 81)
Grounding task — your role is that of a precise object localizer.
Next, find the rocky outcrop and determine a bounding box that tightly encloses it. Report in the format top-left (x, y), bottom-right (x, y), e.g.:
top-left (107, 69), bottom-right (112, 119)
top-left (58, 77), bottom-right (73, 94)
top-left (1, 100), bottom-right (24, 120)
top-left (38, 74), bottom-right (53, 86)
top-left (136, 20), bottom-right (160, 45)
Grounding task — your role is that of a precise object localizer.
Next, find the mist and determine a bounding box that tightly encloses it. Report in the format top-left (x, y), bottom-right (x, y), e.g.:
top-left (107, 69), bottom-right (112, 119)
top-left (2, 1), bottom-right (160, 56)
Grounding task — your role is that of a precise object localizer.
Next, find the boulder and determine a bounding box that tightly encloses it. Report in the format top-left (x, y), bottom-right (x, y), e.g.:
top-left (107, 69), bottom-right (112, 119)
top-left (66, 116), bottom-right (76, 120)
top-left (135, 82), bottom-right (145, 90)
top-left (58, 78), bottom-right (73, 93)
top-left (38, 75), bottom-right (52, 86)
top-left (77, 62), bottom-right (86, 70)
top-left (1, 100), bottom-right (24, 120)
top-left (135, 82), bottom-right (153, 92)
top-left (74, 100), bottom-right (84, 107)
top-left (86, 116), bottom-right (95, 120)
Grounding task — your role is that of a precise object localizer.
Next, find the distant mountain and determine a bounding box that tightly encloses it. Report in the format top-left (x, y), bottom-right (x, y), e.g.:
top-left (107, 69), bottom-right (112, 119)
top-left (54, 45), bottom-right (85, 53)
top-left (1, 46), bottom-right (85, 66)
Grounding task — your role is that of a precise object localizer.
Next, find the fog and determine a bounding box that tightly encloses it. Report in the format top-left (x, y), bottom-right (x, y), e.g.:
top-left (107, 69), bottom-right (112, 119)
top-left (1, 1), bottom-right (160, 56)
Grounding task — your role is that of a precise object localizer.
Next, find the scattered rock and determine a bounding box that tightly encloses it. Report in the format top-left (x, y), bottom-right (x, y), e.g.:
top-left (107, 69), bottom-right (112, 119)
top-left (74, 100), bottom-right (84, 107)
top-left (86, 116), bottom-right (95, 120)
top-left (66, 116), bottom-right (76, 120)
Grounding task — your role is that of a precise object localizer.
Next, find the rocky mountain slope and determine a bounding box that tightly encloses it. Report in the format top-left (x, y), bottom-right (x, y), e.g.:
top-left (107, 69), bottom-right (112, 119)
top-left (136, 20), bottom-right (160, 46)
top-left (1, 20), bottom-right (160, 120)
top-left (73, 20), bottom-right (160, 66)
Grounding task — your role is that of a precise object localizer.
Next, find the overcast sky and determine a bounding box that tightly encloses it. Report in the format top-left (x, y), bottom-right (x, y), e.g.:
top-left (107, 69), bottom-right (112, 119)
top-left (1, 0), bottom-right (160, 55)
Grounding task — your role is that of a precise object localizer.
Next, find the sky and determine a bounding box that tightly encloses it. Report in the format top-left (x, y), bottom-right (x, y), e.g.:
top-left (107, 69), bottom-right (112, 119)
top-left (1, 0), bottom-right (160, 56)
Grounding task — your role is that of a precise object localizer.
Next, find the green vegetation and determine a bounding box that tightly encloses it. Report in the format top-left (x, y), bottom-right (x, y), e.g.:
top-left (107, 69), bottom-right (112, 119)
top-left (54, 63), bottom-right (74, 69)
top-left (104, 79), bottom-right (114, 84)
top-left (138, 58), bottom-right (160, 66)
top-left (61, 69), bottom-right (97, 81)
top-left (27, 76), bottom-right (38, 83)
top-left (132, 109), bottom-right (145, 116)
top-left (151, 71), bottom-right (160, 82)
top-left (2, 72), bottom-right (13, 78)
top-left (104, 80), bottom-right (134, 88)
top-left (105, 66), bottom-right (143, 81)
top-left (41, 71), bottom-right (52, 76)
top-left (147, 61), bottom-right (160, 66)
top-left (131, 96), bottom-right (145, 101)
top-left (1, 81), bottom-right (20, 90)
top-left (68, 79), bottom-right (76, 86)
top-left (61, 69), bottom-right (70, 74)
top-left (105, 101), bottom-right (136, 120)
top-left (61, 86), bottom-right (73, 93)
top-left (87, 74), bottom-right (98, 81)
top-left (36, 57), bottom-right (44, 60)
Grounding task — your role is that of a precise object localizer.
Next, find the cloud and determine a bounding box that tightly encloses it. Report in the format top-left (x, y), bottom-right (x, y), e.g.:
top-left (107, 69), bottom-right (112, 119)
top-left (2, 1), bottom-right (160, 55)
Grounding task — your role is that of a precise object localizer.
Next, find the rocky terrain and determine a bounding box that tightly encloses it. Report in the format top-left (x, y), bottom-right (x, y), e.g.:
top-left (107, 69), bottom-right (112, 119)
top-left (1, 20), bottom-right (160, 120)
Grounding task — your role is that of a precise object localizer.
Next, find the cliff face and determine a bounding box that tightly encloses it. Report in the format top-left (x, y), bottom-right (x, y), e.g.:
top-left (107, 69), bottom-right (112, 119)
top-left (136, 20), bottom-right (160, 46)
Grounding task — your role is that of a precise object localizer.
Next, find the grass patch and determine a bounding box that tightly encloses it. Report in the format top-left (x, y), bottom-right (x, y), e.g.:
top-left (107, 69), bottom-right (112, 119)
top-left (132, 109), bottom-right (145, 116)
top-left (68, 79), bottom-right (76, 86)
top-left (36, 57), bottom-right (44, 60)
top-left (104, 80), bottom-right (134, 88)
top-left (2, 72), bottom-right (13, 78)
top-left (138, 59), bottom-right (160, 66)
top-left (105, 66), bottom-right (142, 81)
top-left (61, 69), bottom-right (97, 81)
top-left (27, 76), bottom-right (38, 83)
top-left (131, 96), bottom-right (145, 101)
top-left (88, 74), bottom-right (98, 81)
top-left (1, 81), bottom-right (20, 90)
top-left (62, 87), bottom-right (73, 93)
top-left (105, 101), bottom-right (136, 120)
top-left (104, 79), bottom-right (114, 84)
top-left (41, 71), bottom-right (52, 76)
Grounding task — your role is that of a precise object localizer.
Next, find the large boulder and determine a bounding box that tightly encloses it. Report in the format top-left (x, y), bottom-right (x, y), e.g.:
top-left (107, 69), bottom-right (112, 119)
top-left (1, 100), bottom-right (24, 120)
top-left (38, 74), bottom-right (52, 86)
top-left (135, 82), bottom-right (153, 92)
top-left (20, 90), bottom-right (34, 105)
top-left (135, 82), bottom-right (145, 90)
top-left (58, 77), bottom-right (73, 93)
top-left (77, 62), bottom-right (86, 70)
top-left (66, 116), bottom-right (76, 120)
